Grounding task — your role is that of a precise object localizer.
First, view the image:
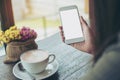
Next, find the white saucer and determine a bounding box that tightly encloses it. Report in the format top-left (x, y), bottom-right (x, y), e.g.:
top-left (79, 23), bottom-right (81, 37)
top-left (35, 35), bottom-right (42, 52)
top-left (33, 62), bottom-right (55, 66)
top-left (13, 60), bottom-right (59, 80)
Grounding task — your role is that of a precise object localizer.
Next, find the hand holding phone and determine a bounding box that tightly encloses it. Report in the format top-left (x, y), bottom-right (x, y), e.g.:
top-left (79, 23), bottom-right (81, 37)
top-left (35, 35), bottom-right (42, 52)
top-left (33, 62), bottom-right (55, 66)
top-left (59, 5), bottom-right (84, 44)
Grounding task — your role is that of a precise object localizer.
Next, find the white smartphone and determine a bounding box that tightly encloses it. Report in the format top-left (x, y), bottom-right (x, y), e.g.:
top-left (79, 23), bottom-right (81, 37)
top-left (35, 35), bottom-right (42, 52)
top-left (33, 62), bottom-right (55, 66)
top-left (59, 5), bottom-right (84, 44)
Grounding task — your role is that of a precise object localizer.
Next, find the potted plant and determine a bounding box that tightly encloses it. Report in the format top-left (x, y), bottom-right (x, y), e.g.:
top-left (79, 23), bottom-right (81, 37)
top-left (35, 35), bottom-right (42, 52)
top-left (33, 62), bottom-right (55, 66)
top-left (0, 26), bottom-right (38, 64)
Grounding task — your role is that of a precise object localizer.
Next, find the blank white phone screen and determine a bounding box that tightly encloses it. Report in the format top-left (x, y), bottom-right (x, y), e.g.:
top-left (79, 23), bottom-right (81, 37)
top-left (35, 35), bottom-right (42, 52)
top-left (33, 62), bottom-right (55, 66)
top-left (60, 9), bottom-right (83, 40)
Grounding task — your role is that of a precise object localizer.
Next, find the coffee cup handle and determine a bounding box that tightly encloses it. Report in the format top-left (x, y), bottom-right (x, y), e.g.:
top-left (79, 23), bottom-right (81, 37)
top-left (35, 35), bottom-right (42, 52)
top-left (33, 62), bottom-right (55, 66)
top-left (48, 54), bottom-right (55, 64)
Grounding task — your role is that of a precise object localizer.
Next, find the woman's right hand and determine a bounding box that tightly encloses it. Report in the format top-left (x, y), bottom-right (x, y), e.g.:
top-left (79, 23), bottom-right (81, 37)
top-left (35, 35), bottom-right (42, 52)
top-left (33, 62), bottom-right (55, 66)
top-left (59, 16), bottom-right (95, 54)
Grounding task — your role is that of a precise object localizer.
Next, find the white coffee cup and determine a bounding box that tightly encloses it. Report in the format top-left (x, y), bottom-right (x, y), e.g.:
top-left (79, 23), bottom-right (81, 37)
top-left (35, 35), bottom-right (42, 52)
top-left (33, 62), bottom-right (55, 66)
top-left (20, 49), bottom-right (55, 74)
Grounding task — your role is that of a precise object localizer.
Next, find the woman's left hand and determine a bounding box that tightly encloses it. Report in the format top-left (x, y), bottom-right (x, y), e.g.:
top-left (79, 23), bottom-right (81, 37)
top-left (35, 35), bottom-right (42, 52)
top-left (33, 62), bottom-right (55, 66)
top-left (59, 16), bottom-right (95, 54)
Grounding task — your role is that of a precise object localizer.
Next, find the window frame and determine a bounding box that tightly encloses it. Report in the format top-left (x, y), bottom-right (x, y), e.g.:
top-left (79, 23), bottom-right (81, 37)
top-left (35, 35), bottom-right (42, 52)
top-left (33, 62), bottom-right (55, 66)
top-left (0, 0), bottom-right (15, 48)
top-left (0, 0), bottom-right (15, 31)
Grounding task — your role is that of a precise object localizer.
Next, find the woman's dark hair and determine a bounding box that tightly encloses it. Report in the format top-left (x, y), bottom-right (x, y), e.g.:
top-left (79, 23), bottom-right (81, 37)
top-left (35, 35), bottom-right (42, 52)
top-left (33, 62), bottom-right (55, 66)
top-left (92, 0), bottom-right (120, 63)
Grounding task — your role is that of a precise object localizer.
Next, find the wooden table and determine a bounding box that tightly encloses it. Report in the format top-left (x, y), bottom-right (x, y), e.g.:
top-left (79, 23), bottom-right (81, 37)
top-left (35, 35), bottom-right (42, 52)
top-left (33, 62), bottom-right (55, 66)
top-left (0, 33), bottom-right (93, 80)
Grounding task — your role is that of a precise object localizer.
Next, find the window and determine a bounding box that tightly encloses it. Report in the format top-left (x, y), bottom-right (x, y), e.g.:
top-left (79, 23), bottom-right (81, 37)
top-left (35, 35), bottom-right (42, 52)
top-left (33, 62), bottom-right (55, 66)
top-left (0, 10), bottom-right (6, 56)
top-left (0, 0), bottom-right (90, 56)
top-left (0, 0), bottom-right (15, 56)
top-left (0, 12), bottom-right (1, 30)
top-left (11, 0), bottom-right (89, 41)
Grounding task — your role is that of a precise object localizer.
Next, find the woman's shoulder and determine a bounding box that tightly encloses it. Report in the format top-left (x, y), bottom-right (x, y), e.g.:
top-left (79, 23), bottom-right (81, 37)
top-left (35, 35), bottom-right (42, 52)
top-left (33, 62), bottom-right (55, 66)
top-left (81, 42), bottom-right (120, 80)
top-left (102, 41), bottom-right (120, 64)
top-left (104, 40), bottom-right (120, 54)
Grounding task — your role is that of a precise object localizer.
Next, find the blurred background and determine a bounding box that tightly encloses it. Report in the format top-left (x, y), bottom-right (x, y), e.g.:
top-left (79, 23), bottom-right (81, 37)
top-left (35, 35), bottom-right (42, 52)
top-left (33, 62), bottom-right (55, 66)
top-left (11, 0), bottom-right (89, 41)
top-left (0, 0), bottom-right (89, 56)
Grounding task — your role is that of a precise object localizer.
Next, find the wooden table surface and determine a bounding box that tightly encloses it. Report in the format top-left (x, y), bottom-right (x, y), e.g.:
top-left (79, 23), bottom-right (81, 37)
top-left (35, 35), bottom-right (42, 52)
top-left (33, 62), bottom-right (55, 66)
top-left (0, 33), bottom-right (93, 80)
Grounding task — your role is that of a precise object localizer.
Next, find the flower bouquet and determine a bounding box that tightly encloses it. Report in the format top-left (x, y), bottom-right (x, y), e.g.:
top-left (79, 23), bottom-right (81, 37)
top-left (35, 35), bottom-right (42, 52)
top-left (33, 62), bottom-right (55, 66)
top-left (0, 26), bottom-right (38, 64)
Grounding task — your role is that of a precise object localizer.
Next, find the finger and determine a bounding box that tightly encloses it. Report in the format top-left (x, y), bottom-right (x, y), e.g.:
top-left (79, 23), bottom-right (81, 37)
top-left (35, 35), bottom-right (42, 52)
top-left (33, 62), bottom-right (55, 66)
top-left (62, 33), bottom-right (65, 41)
top-left (60, 32), bottom-right (65, 42)
top-left (60, 33), bottom-right (65, 42)
top-left (80, 16), bottom-right (88, 26)
top-left (59, 26), bottom-right (64, 37)
top-left (63, 36), bottom-right (65, 42)
top-left (59, 26), bottom-right (65, 42)
top-left (59, 26), bottom-right (63, 31)
top-left (59, 26), bottom-right (64, 36)
top-left (70, 43), bottom-right (74, 46)
top-left (60, 30), bottom-right (64, 37)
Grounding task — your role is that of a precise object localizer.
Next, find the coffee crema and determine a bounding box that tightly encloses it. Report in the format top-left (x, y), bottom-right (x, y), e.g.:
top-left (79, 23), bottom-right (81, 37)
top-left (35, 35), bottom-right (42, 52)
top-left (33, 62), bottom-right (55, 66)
top-left (21, 50), bottom-right (49, 63)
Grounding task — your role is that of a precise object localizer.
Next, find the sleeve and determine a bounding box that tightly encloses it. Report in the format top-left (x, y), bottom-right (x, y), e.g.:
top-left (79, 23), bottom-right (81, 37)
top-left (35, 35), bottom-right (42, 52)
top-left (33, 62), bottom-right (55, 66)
top-left (81, 50), bottom-right (120, 80)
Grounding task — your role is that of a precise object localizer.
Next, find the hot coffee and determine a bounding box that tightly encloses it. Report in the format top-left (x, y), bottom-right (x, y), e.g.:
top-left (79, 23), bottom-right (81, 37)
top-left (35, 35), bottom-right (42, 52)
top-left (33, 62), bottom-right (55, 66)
top-left (21, 50), bottom-right (49, 63)
top-left (20, 49), bottom-right (55, 73)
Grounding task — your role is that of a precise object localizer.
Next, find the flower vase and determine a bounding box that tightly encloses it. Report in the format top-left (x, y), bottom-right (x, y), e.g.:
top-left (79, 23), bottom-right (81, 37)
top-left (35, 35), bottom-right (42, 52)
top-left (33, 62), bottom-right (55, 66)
top-left (4, 38), bottom-right (38, 64)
